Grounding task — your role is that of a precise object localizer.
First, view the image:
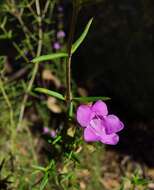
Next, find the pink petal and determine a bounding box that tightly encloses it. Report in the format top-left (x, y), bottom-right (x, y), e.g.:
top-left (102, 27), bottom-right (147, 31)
top-left (92, 100), bottom-right (108, 116)
top-left (76, 105), bottom-right (93, 127)
top-left (100, 133), bottom-right (119, 145)
top-left (84, 126), bottom-right (100, 142)
top-left (83, 118), bottom-right (104, 142)
top-left (89, 118), bottom-right (104, 134)
top-left (103, 114), bottom-right (124, 134)
top-left (83, 118), bottom-right (120, 144)
top-left (89, 118), bottom-right (119, 145)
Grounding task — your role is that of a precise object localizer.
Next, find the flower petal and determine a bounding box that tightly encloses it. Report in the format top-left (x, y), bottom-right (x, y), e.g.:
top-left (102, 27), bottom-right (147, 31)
top-left (103, 114), bottom-right (124, 134)
top-left (92, 100), bottom-right (108, 116)
top-left (100, 133), bottom-right (119, 145)
top-left (83, 126), bottom-right (100, 142)
top-left (76, 105), bottom-right (93, 127)
top-left (89, 118), bottom-right (104, 134)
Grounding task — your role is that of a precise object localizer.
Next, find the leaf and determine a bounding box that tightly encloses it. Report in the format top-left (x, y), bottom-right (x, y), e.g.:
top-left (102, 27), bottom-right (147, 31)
top-left (32, 165), bottom-right (46, 172)
top-left (131, 177), bottom-right (148, 186)
top-left (40, 172), bottom-right (49, 190)
top-left (71, 18), bottom-right (93, 54)
top-left (119, 183), bottom-right (124, 190)
top-left (0, 159), bottom-right (5, 171)
top-left (72, 96), bottom-right (111, 102)
top-left (46, 160), bottom-right (55, 171)
top-left (71, 152), bottom-right (80, 163)
top-left (31, 52), bottom-right (68, 63)
top-left (35, 88), bottom-right (65, 101)
top-left (52, 136), bottom-right (62, 145)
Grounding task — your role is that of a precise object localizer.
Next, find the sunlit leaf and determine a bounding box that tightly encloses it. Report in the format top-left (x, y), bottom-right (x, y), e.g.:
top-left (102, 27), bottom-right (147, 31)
top-left (35, 88), bottom-right (65, 101)
top-left (52, 136), bottom-right (62, 145)
top-left (31, 52), bottom-right (68, 63)
top-left (32, 165), bottom-right (46, 172)
top-left (71, 18), bottom-right (93, 54)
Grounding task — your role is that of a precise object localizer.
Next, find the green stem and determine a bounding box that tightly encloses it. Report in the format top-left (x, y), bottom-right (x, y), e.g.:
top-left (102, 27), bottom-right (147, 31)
top-left (0, 78), bottom-right (15, 153)
top-left (66, 0), bottom-right (78, 106)
top-left (17, 0), bottom-right (43, 130)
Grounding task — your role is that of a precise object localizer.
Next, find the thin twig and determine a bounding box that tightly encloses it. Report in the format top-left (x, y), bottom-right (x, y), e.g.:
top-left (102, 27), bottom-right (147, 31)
top-left (0, 77), bottom-right (15, 152)
top-left (27, 0), bottom-right (38, 20)
top-left (0, 78), bottom-right (14, 126)
top-left (16, 15), bottom-right (36, 56)
top-left (12, 42), bottom-right (29, 63)
top-left (7, 0), bottom-right (37, 56)
top-left (17, 0), bottom-right (43, 130)
top-left (42, 0), bottom-right (51, 19)
top-left (7, 65), bottom-right (30, 82)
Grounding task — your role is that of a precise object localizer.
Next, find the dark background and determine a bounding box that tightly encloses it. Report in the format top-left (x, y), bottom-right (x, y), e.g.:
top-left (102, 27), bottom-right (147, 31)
top-left (71, 0), bottom-right (154, 166)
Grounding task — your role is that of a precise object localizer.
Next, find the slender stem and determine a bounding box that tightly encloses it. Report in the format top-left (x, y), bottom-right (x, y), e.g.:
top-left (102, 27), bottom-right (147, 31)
top-left (0, 78), bottom-right (14, 127)
top-left (17, 15), bottom-right (36, 56)
top-left (17, 0), bottom-right (43, 130)
top-left (8, 0), bottom-right (36, 56)
top-left (66, 1), bottom-right (78, 105)
top-left (0, 78), bottom-right (15, 153)
top-left (42, 0), bottom-right (50, 19)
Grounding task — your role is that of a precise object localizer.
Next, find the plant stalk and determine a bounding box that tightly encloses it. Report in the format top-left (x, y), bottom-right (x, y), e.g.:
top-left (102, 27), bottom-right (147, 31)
top-left (66, 0), bottom-right (78, 106)
top-left (17, 0), bottom-right (43, 130)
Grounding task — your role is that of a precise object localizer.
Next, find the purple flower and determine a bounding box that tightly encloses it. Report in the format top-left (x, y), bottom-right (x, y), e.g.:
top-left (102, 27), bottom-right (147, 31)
top-left (76, 100), bottom-right (124, 145)
top-left (43, 127), bottom-right (50, 134)
top-left (43, 127), bottom-right (57, 138)
top-left (57, 30), bottom-right (65, 39)
top-left (53, 42), bottom-right (61, 50)
top-left (50, 130), bottom-right (56, 138)
top-left (57, 5), bottom-right (63, 12)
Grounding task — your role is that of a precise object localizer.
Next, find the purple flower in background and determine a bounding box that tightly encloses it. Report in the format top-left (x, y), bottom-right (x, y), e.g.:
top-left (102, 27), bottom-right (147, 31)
top-left (43, 127), bottom-right (57, 138)
top-left (57, 5), bottom-right (63, 12)
top-left (50, 130), bottom-right (56, 138)
top-left (57, 30), bottom-right (65, 39)
top-left (76, 100), bottom-right (124, 145)
top-left (53, 42), bottom-right (61, 50)
top-left (43, 127), bottom-right (50, 134)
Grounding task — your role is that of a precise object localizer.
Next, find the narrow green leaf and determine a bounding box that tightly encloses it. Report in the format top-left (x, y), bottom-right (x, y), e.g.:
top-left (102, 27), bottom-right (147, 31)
top-left (52, 136), bottom-right (62, 145)
top-left (32, 165), bottom-right (46, 172)
top-left (31, 52), bottom-right (68, 63)
top-left (45, 160), bottom-right (55, 171)
top-left (35, 88), bottom-right (65, 101)
top-left (72, 96), bottom-right (110, 102)
top-left (119, 183), bottom-right (124, 190)
top-left (71, 18), bottom-right (93, 54)
top-left (40, 172), bottom-right (49, 190)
